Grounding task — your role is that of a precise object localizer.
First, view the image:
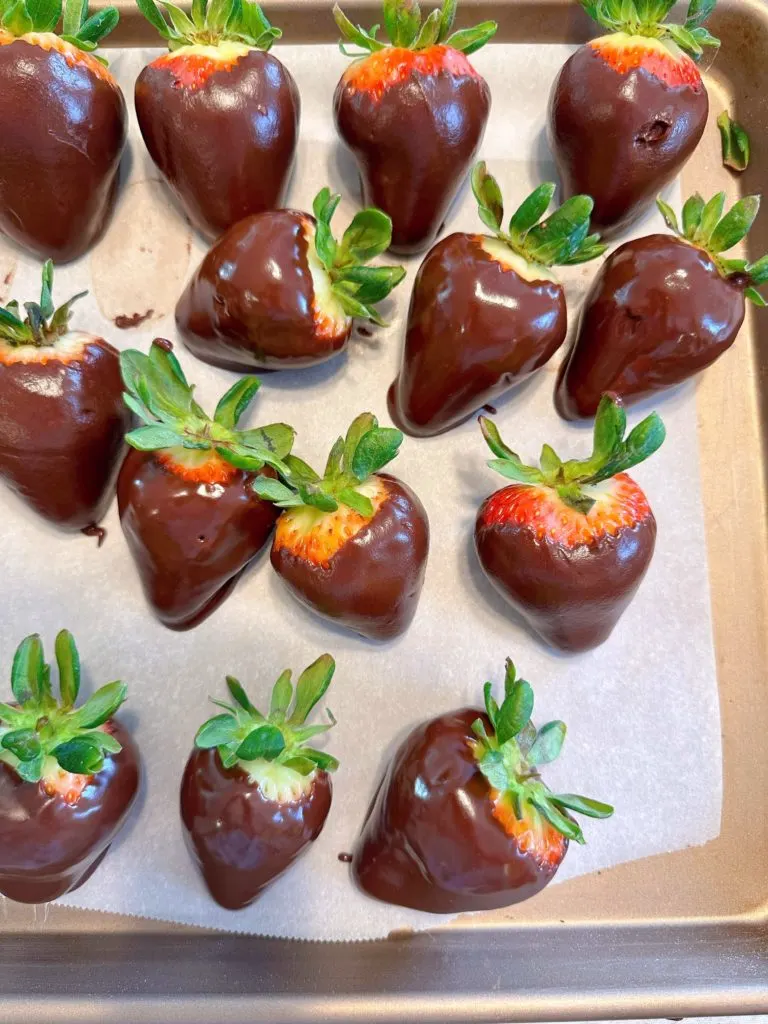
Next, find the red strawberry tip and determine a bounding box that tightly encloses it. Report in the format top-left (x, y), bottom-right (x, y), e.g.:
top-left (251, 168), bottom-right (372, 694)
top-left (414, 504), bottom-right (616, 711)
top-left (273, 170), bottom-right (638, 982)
top-left (0, 260), bottom-right (87, 348)
top-left (334, 0), bottom-right (496, 59)
top-left (581, 0), bottom-right (720, 62)
top-left (656, 191), bottom-right (768, 307)
top-left (253, 411), bottom-right (403, 518)
top-left (471, 161), bottom-right (607, 269)
top-left (137, 0), bottom-right (280, 53)
top-left (120, 339), bottom-right (295, 478)
top-left (479, 394), bottom-right (665, 514)
top-left (0, 630), bottom-right (127, 784)
top-left (471, 658), bottom-right (614, 847)
top-left (194, 655), bottom-right (339, 798)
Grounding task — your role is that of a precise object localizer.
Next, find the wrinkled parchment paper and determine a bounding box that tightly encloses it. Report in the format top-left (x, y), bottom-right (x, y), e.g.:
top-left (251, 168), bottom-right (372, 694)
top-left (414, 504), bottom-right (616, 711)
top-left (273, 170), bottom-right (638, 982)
top-left (0, 44), bottom-right (721, 939)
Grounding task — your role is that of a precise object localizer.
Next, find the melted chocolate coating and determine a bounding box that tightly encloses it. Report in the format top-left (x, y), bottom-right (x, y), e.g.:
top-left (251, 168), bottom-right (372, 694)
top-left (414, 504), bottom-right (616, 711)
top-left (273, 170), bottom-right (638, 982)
top-left (334, 69), bottom-right (490, 255)
top-left (0, 721), bottom-right (140, 904)
top-left (475, 498), bottom-right (657, 652)
top-left (176, 211), bottom-right (349, 371)
top-left (389, 234), bottom-right (567, 436)
top-left (117, 450), bottom-right (278, 630)
top-left (556, 234), bottom-right (747, 420)
top-left (353, 709), bottom-right (562, 912)
top-left (180, 747), bottom-right (332, 910)
top-left (548, 45), bottom-right (708, 235)
top-left (0, 338), bottom-right (130, 530)
top-left (135, 50), bottom-right (300, 240)
top-left (0, 40), bottom-right (126, 262)
top-left (271, 474), bottom-right (429, 640)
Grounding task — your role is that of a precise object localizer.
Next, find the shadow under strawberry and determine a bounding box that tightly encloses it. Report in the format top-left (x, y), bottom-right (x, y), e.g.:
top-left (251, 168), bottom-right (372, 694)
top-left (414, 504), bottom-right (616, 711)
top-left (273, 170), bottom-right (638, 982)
top-left (254, 413), bottom-right (429, 641)
top-left (353, 658), bottom-right (613, 912)
top-left (182, 655), bottom-right (338, 910)
top-left (135, 0), bottom-right (299, 240)
top-left (117, 340), bottom-right (294, 630)
top-left (0, 630), bottom-right (140, 904)
top-left (388, 162), bottom-right (606, 437)
top-left (0, 0), bottom-right (126, 262)
top-left (0, 261), bottom-right (131, 538)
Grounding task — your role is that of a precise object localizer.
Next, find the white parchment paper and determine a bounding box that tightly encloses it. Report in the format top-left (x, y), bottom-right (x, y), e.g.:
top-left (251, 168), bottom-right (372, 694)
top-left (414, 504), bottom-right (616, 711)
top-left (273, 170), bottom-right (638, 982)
top-left (0, 44), bottom-right (722, 939)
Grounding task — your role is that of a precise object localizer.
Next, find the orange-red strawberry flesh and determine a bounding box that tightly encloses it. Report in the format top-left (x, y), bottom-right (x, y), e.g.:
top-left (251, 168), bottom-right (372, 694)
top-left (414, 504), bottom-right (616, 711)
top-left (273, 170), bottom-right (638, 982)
top-left (491, 790), bottom-right (566, 869)
top-left (153, 50), bottom-right (244, 90)
top-left (591, 36), bottom-right (701, 89)
top-left (342, 44), bottom-right (481, 100)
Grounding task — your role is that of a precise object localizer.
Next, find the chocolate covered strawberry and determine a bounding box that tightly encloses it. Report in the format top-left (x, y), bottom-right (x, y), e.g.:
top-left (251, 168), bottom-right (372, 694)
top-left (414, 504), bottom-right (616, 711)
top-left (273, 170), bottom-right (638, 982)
top-left (333, 0), bottom-right (496, 255)
top-left (117, 340), bottom-right (294, 630)
top-left (176, 187), bottom-right (405, 371)
top-left (389, 163), bottom-right (605, 437)
top-left (353, 658), bottom-right (613, 913)
top-left (475, 396), bottom-right (664, 652)
top-left (0, 262), bottom-right (131, 538)
top-left (135, 0), bottom-right (299, 240)
top-left (254, 413), bottom-right (429, 640)
top-left (549, 0), bottom-right (719, 236)
top-left (0, 0), bottom-right (126, 262)
top-left (0, 630), bottom-right (140, 904)
top-left (557, 192), bottom-right (768, 420)
top-left (182, 655), bottom-right (338, 910)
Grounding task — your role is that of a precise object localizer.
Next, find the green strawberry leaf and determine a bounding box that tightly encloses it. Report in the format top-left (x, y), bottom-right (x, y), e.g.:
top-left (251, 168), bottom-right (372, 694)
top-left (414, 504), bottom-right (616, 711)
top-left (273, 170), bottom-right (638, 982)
top-left (695, 191), bottom-right (726, 246)
top-left (508, 182), bottom-right (556, 240)
top-left (125, 425), bottom-right (184, 451)
top-left (62, 0), bottom-right (86, 34)
top-left (269, 670), bottom-right (293, 719)
top-left (708, 195), bottom-right (760, 253)
top-left (444, 19), bottom-right (496, 54)
top-left (336, 208), bottom-right (393, 266)
top-left (437, 0), bottom-right (456, 39)
top-left (550, 792), bottom-right (615, 818)
top-left (301, 748), bottom-right (340, 773)
top-left (496, 679), bottom-right (534, 745)
top-left (1, 728), bottom-right (42, 763)
top-left (350, 426), bottom-right (403, 481)
top-left (334, 266), bottom-right (406, 306)
top-left (527, 721), bottom-right (566, 765)
top-left (16, 753), bottom-right (45, 783)
top-left (196, 714), bottom-right (240, 749)
top-left (70, 681), bottom-right (127, 729)
top-left (471, 161), bottom-right (504, 234)
top-left (337, 487), bottom-right (374, 517)
top-left (76, 6), bottom-right (118, 43)
top-left (384, 0), bottom-right (421, 47)
top-left (213, 377), bottom-right (261, 429)
top-left (343, 413), bottom-right (376, 475)
top-left (289, 654), bottom-right (335, 726)
top-left (52, 736), bottom-right (105, 775)
top-left (413, 5), bottom-right (440, 47)
top-left (11, 634), bottom-right (46, 705)
top-left (745, 287), bottom-right (767, 308)
top-left (27, 0), bottom-right (62, 31)
top-left (226, 676), bottom-right (260, 716)
top-left (656, 196), bottom-right (680, 233)
top-left (681, 193), bottom-right (705, 239)
top-left (55, 629), bottom-right (81, 707)
top-left (529, 791), bottom-right (585, 844)
top-left (237, 724), bottom-right (285, 761)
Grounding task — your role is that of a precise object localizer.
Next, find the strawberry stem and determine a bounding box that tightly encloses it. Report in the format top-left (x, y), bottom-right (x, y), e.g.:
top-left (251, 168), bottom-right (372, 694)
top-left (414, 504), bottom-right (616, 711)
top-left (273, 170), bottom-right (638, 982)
top-left (136, 0), bottom-right (280, 51)
top-left (471, 659), bottom-right (613, 844)
top-left (0, 0), bottom-right (119, 53)
top-left (333, 0), bottom-right (496, 57)
top-left (581, 0), bottom-right (720, 61)
top-left (0, 261), bottom-right (87, 347)
top-left (0, 631), bottom-right (127, 783)
top-left (479, 395), bottom-right (665, 514)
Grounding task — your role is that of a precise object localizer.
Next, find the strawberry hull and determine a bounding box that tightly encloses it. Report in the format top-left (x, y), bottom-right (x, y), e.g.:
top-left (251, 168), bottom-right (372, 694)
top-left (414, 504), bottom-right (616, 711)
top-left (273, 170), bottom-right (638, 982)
top-left (0, 38), bottom-right (126, 262)
top-left (117, 449), bottom-right (278, 630)
top-left (334, 48), bottom-right (490, 255)
top-left (389, 233), bottom-right (567, 436)
top-left (176, 210), bottom-right (350, 370)
top-left (548, 42), bottom-right (708, 236)
top-left (0, 721), bottom-right (140, 904)
top-left (556, 234), bottom-right (747, 420)
top-left (0, 337), bottom-right (131, 530)
top-left (353, 709), bottom-right (563, 913)
top-left (180, 747), bottom-right (332, 910)
top-left (135, 49), bottom-right (300, 239)
top-left (271, 474), bottom-right (429, 640)
top-left (475, 486), bottom-right (657, 652)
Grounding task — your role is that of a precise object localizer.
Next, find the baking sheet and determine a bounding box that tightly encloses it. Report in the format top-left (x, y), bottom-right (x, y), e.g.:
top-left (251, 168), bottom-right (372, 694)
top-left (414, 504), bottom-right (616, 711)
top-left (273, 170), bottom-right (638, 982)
top-left (0, 43), bottom-right (721, 940)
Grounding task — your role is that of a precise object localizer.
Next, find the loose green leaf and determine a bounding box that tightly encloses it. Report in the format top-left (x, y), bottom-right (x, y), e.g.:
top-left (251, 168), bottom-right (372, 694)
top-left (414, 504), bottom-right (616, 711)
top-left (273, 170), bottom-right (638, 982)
top-left (55, 629), bottom-right (80, 707)
top-left (71, 681), bottom-right (127, 729)
top-left (289, 654), bottom-right (335, 726)
top-left (237, 723), bottom-right (285, 761)
top-left (717, 111), bottom-right (750, 173)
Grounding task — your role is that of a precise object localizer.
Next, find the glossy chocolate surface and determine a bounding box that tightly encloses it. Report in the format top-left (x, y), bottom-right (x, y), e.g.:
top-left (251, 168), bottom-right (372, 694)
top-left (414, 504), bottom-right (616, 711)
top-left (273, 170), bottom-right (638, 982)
top-left (176, 210), bottom-right (349, 371)
top-left (556, 234), bottom-right (747, 420)
top-left (0, 39), bottom-right (126, 262)
top-left (548, 45), bottom-right (708, 235)
top-left (0, 337), bottom-right (130, 530)
top-left (334, 65), bottom-right (490, 255)
top-left (117, 449), bottom-right (278, 630)
top-left (475, 493), bottom-right (657, 652)
top-left (181, 747), bottom-right (332, 910)
top-left (135, 49), bottom-right (300, 239)
top-left (353, 709), bottom-right (561, 913)
top-left (271, 474), bottom-right (429, 640)
top-left (0, 721), bottom-right (140, 904)
top-left (389, 233), bottom-right (567, 436)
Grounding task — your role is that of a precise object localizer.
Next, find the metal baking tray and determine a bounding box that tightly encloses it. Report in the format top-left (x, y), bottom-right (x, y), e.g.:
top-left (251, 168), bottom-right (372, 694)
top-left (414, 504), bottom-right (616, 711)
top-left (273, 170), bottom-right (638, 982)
top-left (2, 0), bottom-right (767, 1020)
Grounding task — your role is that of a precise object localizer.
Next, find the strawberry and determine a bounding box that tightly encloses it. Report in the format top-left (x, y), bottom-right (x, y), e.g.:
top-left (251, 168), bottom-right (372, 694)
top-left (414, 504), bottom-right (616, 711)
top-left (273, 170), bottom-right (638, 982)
top-left (176, 186), bottom-right (405, 371)
top-left (353, 658), bottom-right (613, 912)
top-left (135, 0), bottom-right (299, 240)
top-left (474, 396), bottom-right (665, 652)
top-left (0, 262), bottom-right (131, 538)
top-left (333, 0), bottom-right (496, 255)
top-left (389, 163), bottom-right (606, 437)
top-left (254, 413), bottom-right (429, 640)
top-left (548, 0), bottom-right (720, 236)
top-left (117, 340), bottom-right (294, 630)
top-left (0, 630), bottom-right (140, 904)
top-left (557, 192), bottom-right (768, 419)
top-left (0, 0), bottom-right (126, 262)
top-left (182, 655), bottom-right (338, 910)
